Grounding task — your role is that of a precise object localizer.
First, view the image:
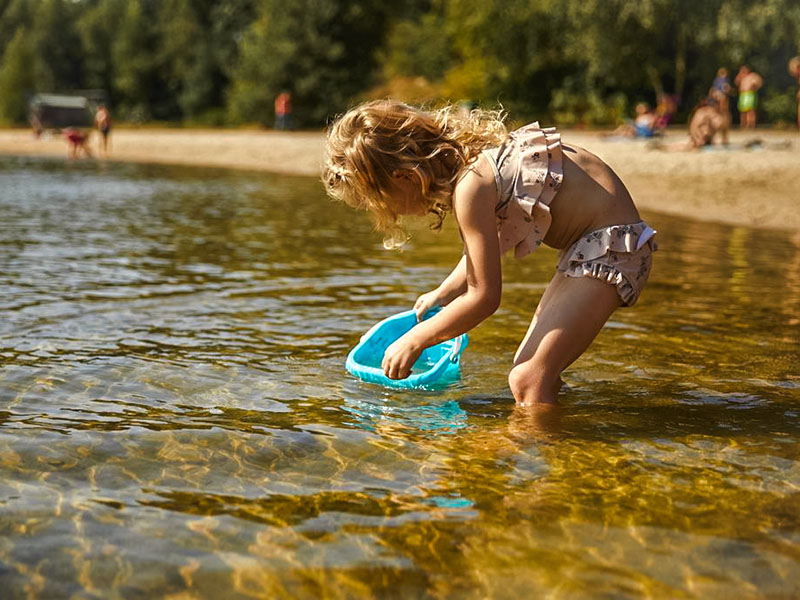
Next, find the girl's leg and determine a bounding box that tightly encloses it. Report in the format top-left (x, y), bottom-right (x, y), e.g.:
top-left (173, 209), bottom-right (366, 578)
top-left (509, 272), bottom-right (621, 405)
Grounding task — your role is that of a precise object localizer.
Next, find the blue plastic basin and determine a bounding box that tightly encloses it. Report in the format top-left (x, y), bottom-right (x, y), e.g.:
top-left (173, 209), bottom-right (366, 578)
top-left (345, 309), bottom-right (468, 390)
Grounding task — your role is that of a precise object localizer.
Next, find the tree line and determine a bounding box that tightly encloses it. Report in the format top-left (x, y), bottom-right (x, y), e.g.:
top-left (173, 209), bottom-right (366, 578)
top-left (1, 0), bottom-right (798, 128)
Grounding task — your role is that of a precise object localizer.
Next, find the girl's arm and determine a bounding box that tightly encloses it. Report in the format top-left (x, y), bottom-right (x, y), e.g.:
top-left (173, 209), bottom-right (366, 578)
top-left (414, 255), bottom-right (467, 320)
top-left (383, 158), bottom-right (501, 379)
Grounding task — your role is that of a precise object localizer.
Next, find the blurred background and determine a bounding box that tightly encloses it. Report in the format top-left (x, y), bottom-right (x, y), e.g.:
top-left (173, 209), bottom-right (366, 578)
top-left (0, 0), bottom-right (799, 129)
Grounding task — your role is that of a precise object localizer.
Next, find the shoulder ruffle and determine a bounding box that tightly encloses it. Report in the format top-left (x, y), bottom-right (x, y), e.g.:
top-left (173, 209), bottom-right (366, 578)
top-left (496, 122), bottom-right (564, 258)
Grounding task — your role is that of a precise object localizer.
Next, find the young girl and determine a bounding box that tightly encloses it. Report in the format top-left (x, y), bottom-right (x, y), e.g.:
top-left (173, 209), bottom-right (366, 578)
top-left (323, 100), bottom-right (656, 405)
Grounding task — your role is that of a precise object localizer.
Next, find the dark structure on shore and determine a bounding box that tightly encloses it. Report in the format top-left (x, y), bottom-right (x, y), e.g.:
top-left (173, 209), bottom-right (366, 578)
top-left (28, 92), bottom-right (107, 130)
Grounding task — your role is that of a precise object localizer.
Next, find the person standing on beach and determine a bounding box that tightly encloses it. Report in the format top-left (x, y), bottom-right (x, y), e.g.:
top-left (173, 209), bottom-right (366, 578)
top-left (708, 67), bottom-right (731, 117)
top-left (790, 57), bottom-right (800, 132)
top-left (94, 104), bottom-right (112, 157)
top-left (734, 65), bottom-right (763, 129)
top-left (274, 91), bottom-right (292, 131)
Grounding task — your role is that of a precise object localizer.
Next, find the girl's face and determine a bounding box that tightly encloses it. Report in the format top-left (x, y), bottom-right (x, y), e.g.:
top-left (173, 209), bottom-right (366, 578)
top-left (386, 171), bottom-right (427, 216)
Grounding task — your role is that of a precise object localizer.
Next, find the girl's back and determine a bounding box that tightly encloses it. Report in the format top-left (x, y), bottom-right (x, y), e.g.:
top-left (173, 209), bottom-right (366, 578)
top-left (543, 145), bottom-right (640, 250)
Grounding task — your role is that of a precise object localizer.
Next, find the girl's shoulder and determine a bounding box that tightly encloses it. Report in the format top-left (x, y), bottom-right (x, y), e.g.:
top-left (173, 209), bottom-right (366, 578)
top-left (452, 153), bottom-right (499, 211)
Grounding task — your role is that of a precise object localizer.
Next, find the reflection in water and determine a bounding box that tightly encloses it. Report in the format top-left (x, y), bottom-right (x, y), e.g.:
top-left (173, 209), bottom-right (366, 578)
top-left (341, 393), bottom-right (469, 435)
top-left (0, 156), bottom-right (799, 598)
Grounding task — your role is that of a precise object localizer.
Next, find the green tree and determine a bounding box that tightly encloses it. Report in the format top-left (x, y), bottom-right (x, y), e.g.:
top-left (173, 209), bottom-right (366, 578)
top-left (112, 0), bottom-right (157, 121)
top-left (28, 0), bottom-right (84, 92)
top-left (0, 0), bottom-right (32, 59)
top-left (75, 0), bottom-right (124, 103)
top-left (436, 0), bottom-right (574, 118)
top-left (0, 28), bottom-right (35, 124)
top-left (156, 0), bottom-right (254, 122)
top-left (228, 0), bottom-right (392, 127)
top-left (380, 12), bottom-right (452, 83)
top-left (2, 0), bottom-right (797, 127)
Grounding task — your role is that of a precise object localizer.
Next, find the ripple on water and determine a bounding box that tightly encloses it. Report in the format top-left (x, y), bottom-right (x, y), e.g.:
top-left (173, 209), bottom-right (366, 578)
top-left (1, 156), bottom-right (799, 597)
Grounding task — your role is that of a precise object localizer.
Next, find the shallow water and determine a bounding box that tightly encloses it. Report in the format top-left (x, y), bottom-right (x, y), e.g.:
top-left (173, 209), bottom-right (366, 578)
top-left (0, 155), bottom-right (798, 599)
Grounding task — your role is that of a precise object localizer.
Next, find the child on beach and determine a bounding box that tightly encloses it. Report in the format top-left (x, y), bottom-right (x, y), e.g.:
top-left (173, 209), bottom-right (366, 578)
top-left (63, 128), bottom-right (92, 159)
top-left (611, 102), bottom-right (657, 138)
top-left (708, 67), bottom-right (731, 114)
top-left (323, 100), bottom-right (656, 405)
top-left (688, 100), bottom-right (730, 148)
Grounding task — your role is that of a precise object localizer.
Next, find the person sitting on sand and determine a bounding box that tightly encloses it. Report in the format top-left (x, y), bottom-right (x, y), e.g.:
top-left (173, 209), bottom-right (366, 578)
top-left (653, 93), bottom-right (678, 133)
top-left (323, 100), bottom-right (657, 406)
top-left (612, 102), bottom-right (657, 138)
top-left (649, 99), bottom-right (729, 152)
top-left (734, 65), bottom-right (763, 129)
top-left (688, 102), bottom-right (730, 148)
top-left (64, 128), bottom-right (92, 159)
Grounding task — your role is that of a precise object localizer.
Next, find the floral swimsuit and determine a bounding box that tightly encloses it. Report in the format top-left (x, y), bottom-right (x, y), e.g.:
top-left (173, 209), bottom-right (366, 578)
top-left (481, 122), bottom-right (656, 306)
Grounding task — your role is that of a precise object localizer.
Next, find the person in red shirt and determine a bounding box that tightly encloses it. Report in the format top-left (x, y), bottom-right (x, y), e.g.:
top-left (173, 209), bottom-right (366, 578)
top-left (790, 57), bottom-right (800, 132)
top-left (274, 91), bottom-right (292, 130)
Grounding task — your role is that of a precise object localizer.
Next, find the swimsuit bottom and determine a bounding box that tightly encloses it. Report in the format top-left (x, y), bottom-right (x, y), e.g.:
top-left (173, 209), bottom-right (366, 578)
top-left (556, 221), bottom-right (657, 307)
top-left (738, 90), bottom-right (756, 112)
top-left (66, 131), bottom-right (85, 144)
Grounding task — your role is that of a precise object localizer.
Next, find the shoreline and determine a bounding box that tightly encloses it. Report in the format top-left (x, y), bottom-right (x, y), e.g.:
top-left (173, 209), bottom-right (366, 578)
top-left (1, 127), bottom-right (798, 233)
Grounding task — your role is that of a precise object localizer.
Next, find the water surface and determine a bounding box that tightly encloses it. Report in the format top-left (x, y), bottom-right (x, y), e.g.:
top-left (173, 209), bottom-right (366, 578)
top-left (1, 156), bottom-right (798, 598)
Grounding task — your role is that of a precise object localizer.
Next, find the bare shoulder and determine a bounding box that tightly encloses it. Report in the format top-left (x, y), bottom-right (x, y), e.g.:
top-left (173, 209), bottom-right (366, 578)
top-left (452, 153), bottom-right (498, 218)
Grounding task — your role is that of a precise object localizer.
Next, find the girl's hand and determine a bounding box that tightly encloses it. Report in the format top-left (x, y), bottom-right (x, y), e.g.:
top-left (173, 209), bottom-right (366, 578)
top-left (381, 334), bottom-right (424, 380)
top-left (414, 289), bottom-right (442, 322)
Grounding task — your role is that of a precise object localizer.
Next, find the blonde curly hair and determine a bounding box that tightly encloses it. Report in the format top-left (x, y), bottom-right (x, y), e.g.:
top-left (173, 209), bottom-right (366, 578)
top-left (323, 99), bottom-right (507, 248)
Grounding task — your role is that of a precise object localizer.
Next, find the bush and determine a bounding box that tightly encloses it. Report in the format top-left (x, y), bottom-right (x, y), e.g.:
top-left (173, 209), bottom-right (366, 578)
top-left (0, 30), bottom-right (35, 125)
top-left (550, 90), bottom-right (628, 127)
top-left (762, 89), bottom-right (797, 125)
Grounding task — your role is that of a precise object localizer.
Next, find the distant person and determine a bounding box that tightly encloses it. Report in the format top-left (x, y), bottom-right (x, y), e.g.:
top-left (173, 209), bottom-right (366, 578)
top-left (274, 91), bottom-right (292, 130)
top-left (611, 102), bottom-right (656, 138)
top-left (734, 65), bottom-right (763, 129)
top-left (29, 112), bottom-right (43, 139)
top-left (708, 67), bottom-right (731, 116)
top-left (688, 102), bottom-right (729, 148)
top-left (94, 104), bottom-right (112, 157)
top-left (790, 57), bottom-right (800, 131)
top-left (324, 100), bottom-right (657, 406)
top-left (64, 128), bottom-right (92, 159)
top-left (650, 99), bottom-right (730, 151)
top-left (653, 93), bottom-right (678, 132)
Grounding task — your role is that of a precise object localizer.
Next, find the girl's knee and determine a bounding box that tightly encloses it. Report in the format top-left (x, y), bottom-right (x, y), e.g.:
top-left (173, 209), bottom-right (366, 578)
top-left (508, 363), bottom-right (560, 405)
top-left (507, 365), bottom-right (529, 401)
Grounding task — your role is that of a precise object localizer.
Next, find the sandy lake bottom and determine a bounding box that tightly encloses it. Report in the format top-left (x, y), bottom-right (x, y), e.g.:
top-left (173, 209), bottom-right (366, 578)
top-left (0, 156), bottom-right (798, 598)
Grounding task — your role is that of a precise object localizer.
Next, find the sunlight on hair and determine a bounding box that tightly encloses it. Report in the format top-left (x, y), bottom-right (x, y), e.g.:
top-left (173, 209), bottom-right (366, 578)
top-left (323, 99), bottom-right (507, 249)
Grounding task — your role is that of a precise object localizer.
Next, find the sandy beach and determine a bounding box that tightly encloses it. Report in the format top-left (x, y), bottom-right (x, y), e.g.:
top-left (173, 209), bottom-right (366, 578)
top-left (1, 126), bottom-right (798, 232)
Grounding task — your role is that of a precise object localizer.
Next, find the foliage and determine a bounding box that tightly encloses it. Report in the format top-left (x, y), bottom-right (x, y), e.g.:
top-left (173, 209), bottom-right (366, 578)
top-left (228, 0), bottom-right (393, 127)
top-left (379, 13), bottom-right (453, 83)
top-left (762, 89), bottom-right (798, 124)
top-left (0, 0), bottom-right (797, 126)
top-left (0, 29), bottom-right (35, 124)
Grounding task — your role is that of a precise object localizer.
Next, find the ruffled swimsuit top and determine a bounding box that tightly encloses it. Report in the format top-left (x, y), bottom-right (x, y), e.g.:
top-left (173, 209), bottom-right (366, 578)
top-left (481, 122), bottom-right (564, 258)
